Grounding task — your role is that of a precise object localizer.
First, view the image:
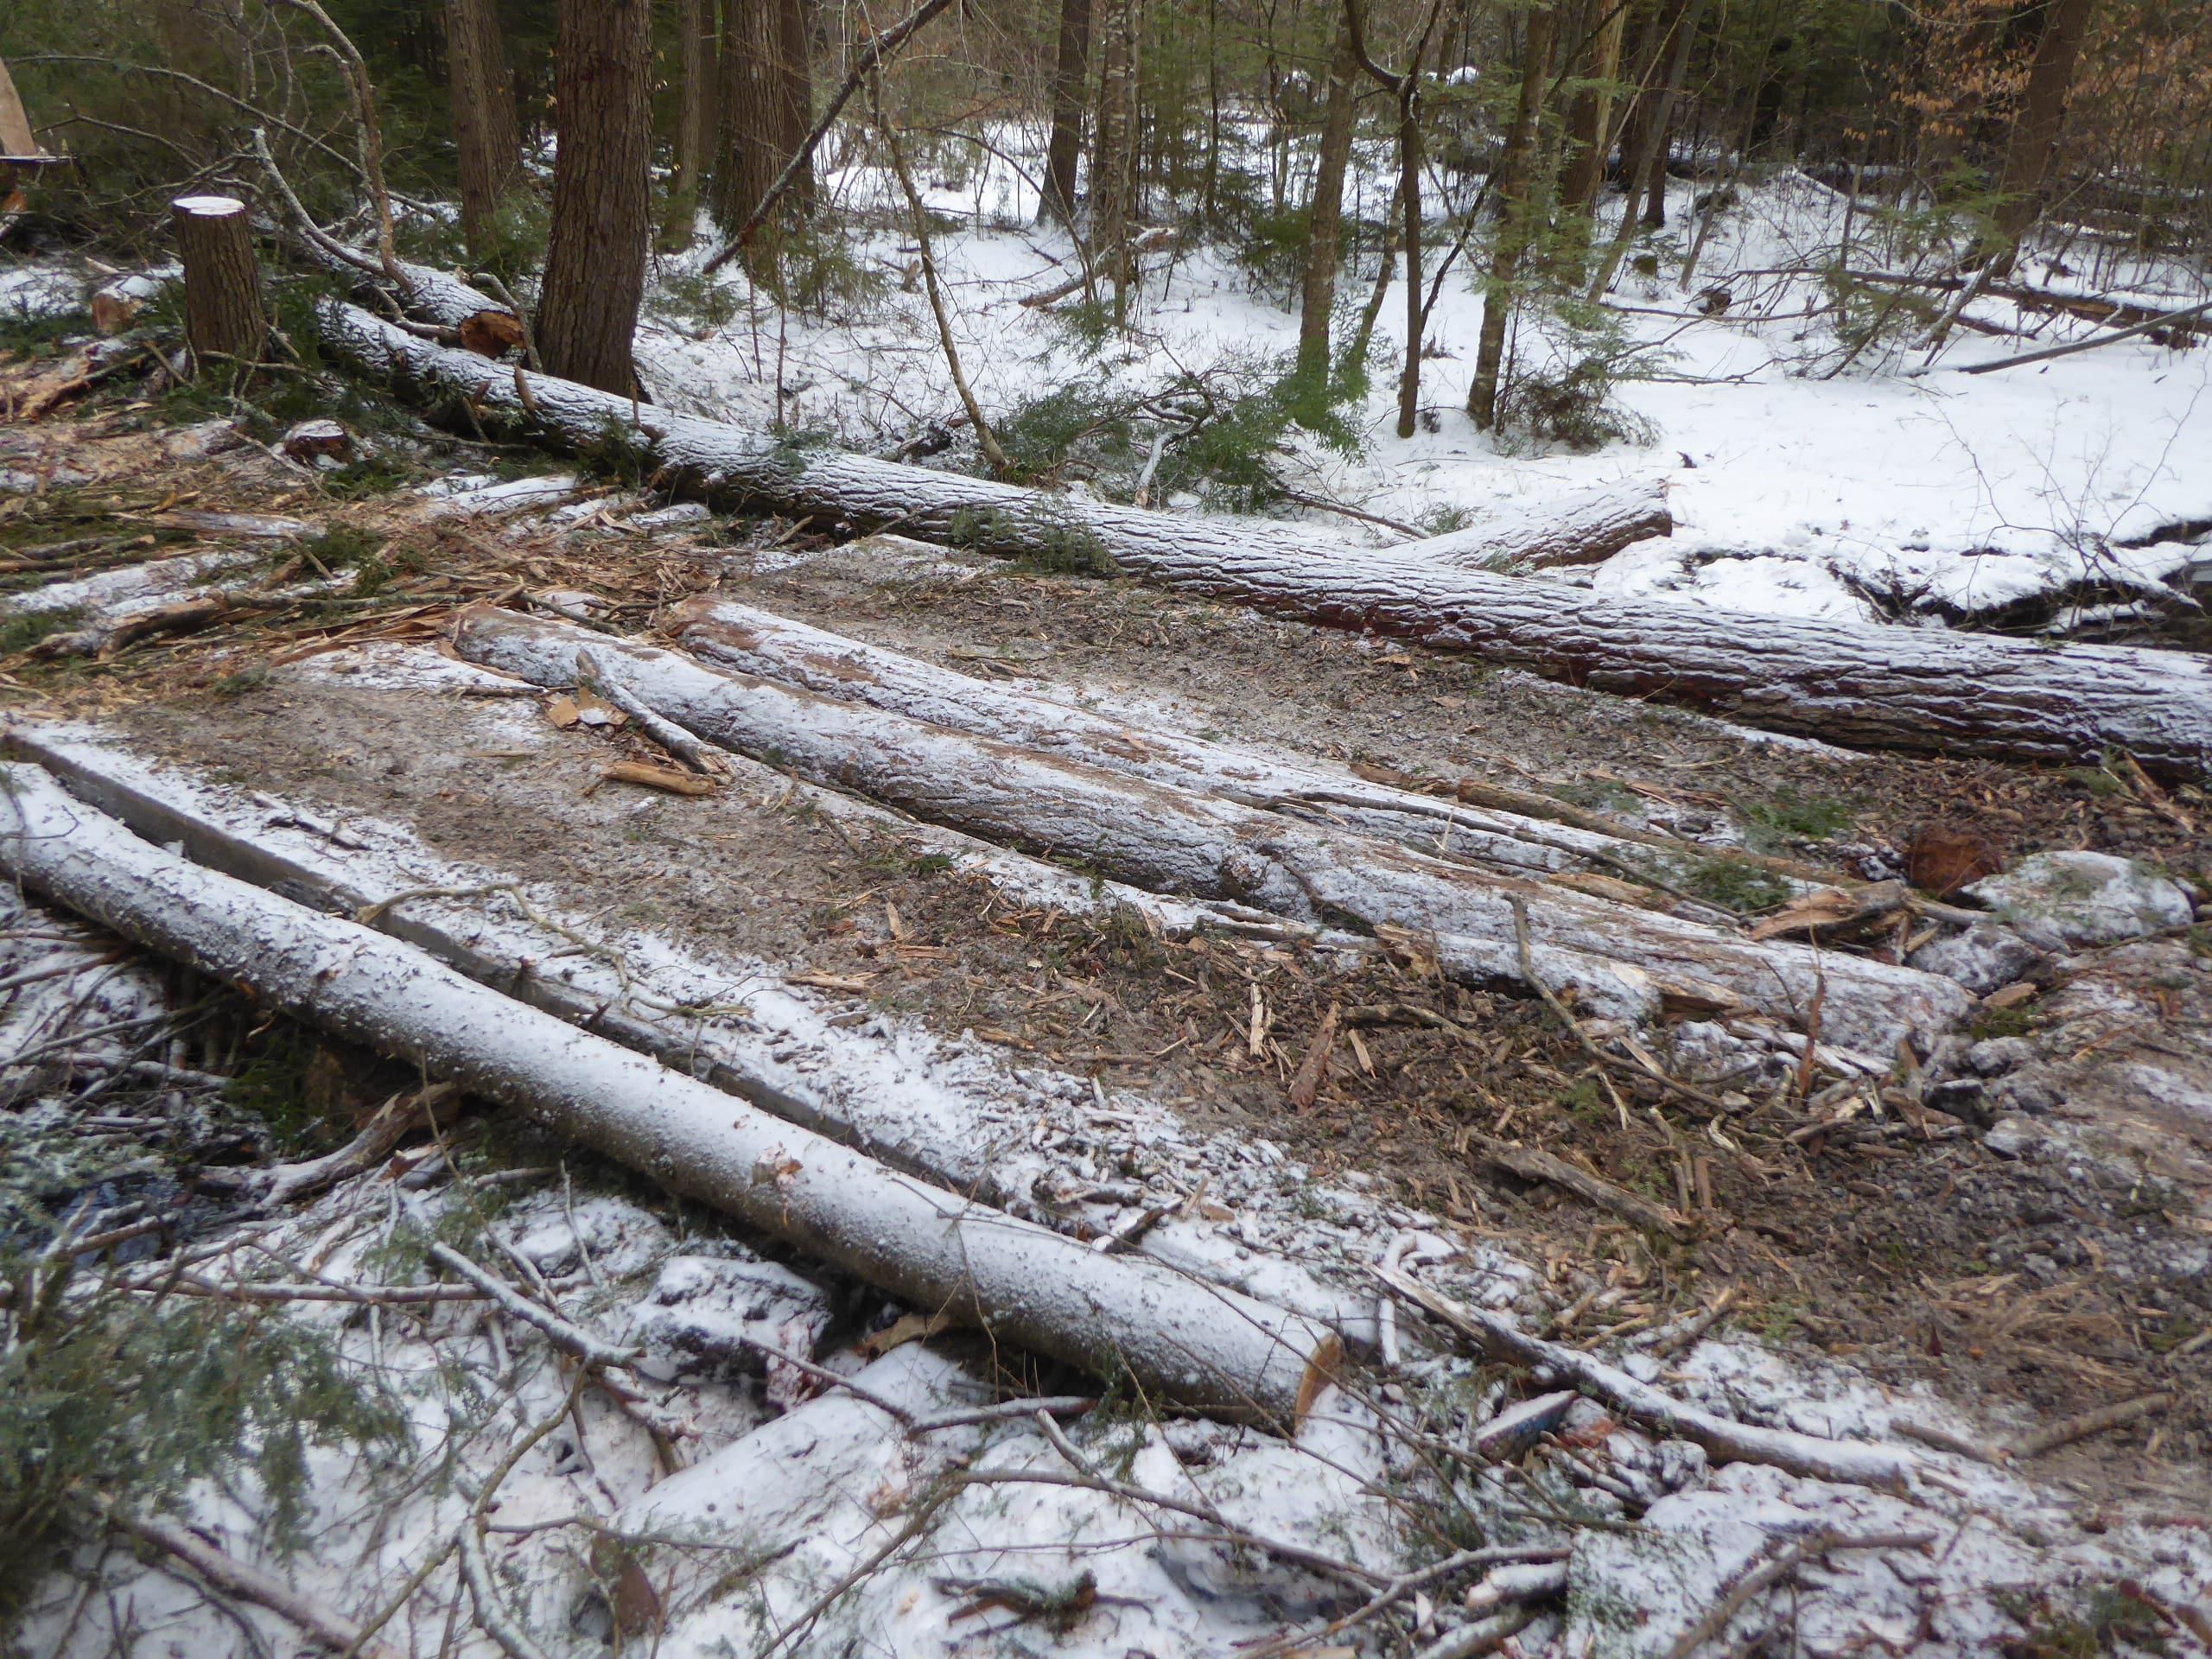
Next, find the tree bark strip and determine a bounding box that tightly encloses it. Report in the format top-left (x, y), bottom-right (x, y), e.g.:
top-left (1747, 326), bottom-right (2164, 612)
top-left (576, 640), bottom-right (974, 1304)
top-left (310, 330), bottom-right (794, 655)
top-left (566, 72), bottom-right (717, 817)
top-left (315, 302), bottom-right (2212, 782)
top-left (0, 762), bottom-right (1343, 1428)
top-left (454, 606), bottom-right (1973, 1050)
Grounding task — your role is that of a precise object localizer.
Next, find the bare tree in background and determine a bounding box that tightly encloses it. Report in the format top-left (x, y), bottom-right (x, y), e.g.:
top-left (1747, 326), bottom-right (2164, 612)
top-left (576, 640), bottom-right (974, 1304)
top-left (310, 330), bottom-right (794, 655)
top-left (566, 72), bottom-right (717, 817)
top-left (1094, 0), bottom-right (1141, 320)
top-left (445, 0), bottom-right (523, 256)
top-left (1977, 0), bottom-right (2097, 273)
top-left (1295, 15), bottom-right (1361, 385)
top-left (1469, 3), bottom-right (1556, 430)
top-left (1042, 0), bottom-right (1093, 223)
top-left (664, 0), bottom-right (715, 242)
top-left (538, 0), bottom-right (654, 393)
top-left (1560, 0), bottom-right (1628, 210)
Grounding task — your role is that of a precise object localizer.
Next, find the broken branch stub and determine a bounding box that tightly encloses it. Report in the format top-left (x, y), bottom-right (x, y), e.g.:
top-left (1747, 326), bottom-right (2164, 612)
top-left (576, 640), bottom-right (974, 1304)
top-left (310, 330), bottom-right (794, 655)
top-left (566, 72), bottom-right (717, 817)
top-left (0, 763), bottom-right (1341, 1427)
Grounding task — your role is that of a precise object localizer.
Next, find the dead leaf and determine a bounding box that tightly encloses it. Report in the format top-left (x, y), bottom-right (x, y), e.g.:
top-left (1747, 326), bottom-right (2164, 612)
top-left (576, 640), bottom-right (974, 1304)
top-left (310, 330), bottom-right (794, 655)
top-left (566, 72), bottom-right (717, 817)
top-left (1982, 981), bottom-right (2040, 1010)
top-left (1906, 823), bottom-right (2003, 896)
top-left (546, 693), bottom-right (582, 729)
top-left (858, 1307), bottom-right (960, 1357)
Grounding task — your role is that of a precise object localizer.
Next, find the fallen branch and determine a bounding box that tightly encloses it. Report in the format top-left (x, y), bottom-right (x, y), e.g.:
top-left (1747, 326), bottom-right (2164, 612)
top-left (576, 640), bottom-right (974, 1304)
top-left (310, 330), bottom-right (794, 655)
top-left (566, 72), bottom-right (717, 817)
top-left (0, 763), bottom-right (1340, 1427)
top-left (100, 1503), bottom-right (404, 1659)
top-left (1661, 1528), bottom-right (1935, 1658)
top-left (1474, 1135), bottom-right (1689, 1241)
top-left (1372, 1267), bottom-right (1923, 1491)
top-left (2006, 1390), bottom-right (2173, 1460)
top-left (1387, 481), bottom-right (1673, 571)
top-left (1948, 295), bottom-right (2212, 375)
top-left (424, 1238), bottom-right (644, 1370)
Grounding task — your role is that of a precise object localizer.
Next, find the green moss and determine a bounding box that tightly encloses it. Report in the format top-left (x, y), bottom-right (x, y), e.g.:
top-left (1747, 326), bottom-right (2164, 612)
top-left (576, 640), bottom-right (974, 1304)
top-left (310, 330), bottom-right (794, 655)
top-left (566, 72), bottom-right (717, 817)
top-left (0, 607), bottom-right (87, 657)
top-left (1683, 858), bottom-right (1792, 915)
top-left (1743, 787), bottom-right (1857, 847)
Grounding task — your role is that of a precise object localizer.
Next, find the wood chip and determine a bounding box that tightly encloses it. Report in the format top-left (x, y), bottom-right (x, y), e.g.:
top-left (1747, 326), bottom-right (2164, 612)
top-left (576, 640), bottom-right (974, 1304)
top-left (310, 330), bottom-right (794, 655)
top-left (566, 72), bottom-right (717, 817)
top-left (602, 760), bottom-right (715, 797)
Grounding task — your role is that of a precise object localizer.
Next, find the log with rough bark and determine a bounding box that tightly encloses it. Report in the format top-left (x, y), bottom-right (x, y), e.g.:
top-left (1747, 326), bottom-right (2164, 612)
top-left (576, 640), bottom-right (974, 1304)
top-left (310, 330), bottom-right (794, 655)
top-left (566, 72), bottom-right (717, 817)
top-left (675, 589), bottom-right (1726, 887)
top-left (0, 761), bottom-right (1342, 1427)
top-left (453, 605), bottom-right (1972, 1050)
top-left (173, 195), bottom-right (264, 364)
top-left (314, 302), bottom-right (2212, 779)
top-left (1389, 481), bottom-right (1673, 571)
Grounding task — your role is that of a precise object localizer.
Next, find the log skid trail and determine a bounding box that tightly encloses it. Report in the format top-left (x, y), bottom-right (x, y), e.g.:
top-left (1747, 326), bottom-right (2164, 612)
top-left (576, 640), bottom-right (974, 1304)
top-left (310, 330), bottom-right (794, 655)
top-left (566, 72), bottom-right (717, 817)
top-left (318, 299), bottom-right (2212, 779)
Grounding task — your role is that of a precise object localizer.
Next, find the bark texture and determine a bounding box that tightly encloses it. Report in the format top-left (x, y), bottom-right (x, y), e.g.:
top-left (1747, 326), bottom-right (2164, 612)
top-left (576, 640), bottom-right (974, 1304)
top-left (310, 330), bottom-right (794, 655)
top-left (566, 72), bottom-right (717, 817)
top-left (1042, 0), bottom-right (1093, 222)
top-left (454, 606), bottom-right (1974, 1050)
top-left (0, 763), bottom-right (1342, 1427)
top-left (173, 195), bottom-right (264, 364)
top-left (1390, 481), bottom-right (1672, 569)
top-left (711, 0), bottom-right (785, 233)
top-left (772, 0), bottom-right (817, 216)
top-left (316, 303), bottom-right (2212, 781)
top-left (445, 0), bottom-right (524, 254)
top-left (538, 0), bottom-right (654, 393)
top-left (1093, 0), bottom-right (1140, 314)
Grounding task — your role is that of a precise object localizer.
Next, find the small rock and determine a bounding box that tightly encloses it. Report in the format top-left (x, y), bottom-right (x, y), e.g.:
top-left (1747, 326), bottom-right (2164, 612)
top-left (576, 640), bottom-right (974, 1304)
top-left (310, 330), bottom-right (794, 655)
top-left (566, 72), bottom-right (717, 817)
top-left (1965, 851), bottom-right (2193, 950)
top-left (1992, 1071), bottom-right (2062, 1115)
top-left (1966, 1036), bottom-right (2037, 1077)
top-left (1909, 923), bottom-right (2044, 994)
top-left (1925, 1076), bottom-right (1987, 1124)
top-left (281, 418), bottom-right (353, 464)
top-left (1982, 1115), bottom-right (2050, 1159)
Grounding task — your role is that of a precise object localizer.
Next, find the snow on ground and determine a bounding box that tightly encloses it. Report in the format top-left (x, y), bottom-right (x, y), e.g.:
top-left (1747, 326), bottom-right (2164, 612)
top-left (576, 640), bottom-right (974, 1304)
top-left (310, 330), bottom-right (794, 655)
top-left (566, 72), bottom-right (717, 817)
top-left (632, 130), bottom-right (2211, 627)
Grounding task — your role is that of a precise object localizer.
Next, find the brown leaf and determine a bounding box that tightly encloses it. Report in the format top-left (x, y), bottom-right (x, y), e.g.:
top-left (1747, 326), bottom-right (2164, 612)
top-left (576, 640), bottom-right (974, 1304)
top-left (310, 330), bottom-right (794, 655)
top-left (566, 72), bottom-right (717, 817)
top-left (1906, 823), bottom-right (2003, 896)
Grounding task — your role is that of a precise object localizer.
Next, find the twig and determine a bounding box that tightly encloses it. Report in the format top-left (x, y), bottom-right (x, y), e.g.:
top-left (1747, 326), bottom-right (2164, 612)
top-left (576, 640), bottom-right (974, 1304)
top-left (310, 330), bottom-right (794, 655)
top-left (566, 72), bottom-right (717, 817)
top-left (1372, 1267), bottom-right (1924, 1492)
top-left (2007, 1391), bottom-right (2173, 1460)
top-left (1474, 1135), bottom-right (1690, 1241)
top-left (99, 1503), bottom-right (404, 1659)
top-left (1947, 296), bottom-right (2212, 375)
top-left (455, 1526), bottom-right (553, 1659)
top-left (1661, 1528), bottom-right (1935, 1658)
top-left (424, 1240), bottom-right (641, 1370)
top-left (1414, 1604), bottom-right (1541, 1659)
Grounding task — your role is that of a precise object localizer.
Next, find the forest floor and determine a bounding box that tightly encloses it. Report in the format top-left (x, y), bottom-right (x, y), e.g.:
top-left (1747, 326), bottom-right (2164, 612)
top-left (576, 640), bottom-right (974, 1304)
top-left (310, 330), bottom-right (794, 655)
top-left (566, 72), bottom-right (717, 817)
top-left (3, 342), bottom-right (2210, 1657)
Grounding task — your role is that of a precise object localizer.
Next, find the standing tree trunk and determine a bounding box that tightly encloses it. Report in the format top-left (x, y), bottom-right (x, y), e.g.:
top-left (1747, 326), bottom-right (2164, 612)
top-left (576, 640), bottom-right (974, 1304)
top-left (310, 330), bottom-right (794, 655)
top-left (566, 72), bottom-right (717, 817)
top-left (1560, 0), bottom-right (1627, 209)
top-left (1584, 0), bottom-right (1705, 298)
top-left (1392, 77), bottom-right (1425, 437)
top-left (711, 0), bottom-right (785, 235)
top-left (772, 0), bottom-right (817, 216)
top-left (1469, 3), bottom-right (1556, 431)
top-left (173, 194), bottom-right (264, 365)
top-left (663, 0), bottom-right (715, 244)
top-left (1295, 17), bottom-right (1361, 387)
top-left (446, 0), bottom-right (524, 257)
top-left (1094, 0), bottom-right (1141, 321)
top-left (1976, 0), bottom-right (2096, 275)
top-left (537, 0), bottom-right (654, 394)
top-left (1042, 0), bottom-right (1093, 223)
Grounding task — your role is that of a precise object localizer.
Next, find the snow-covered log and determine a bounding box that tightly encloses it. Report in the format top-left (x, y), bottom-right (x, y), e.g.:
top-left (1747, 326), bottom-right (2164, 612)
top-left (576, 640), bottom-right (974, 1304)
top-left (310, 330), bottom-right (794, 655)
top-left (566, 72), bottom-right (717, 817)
top-left (0, 763), bottom-right (1343, 1427)
top-left (454, 607), bottom-right (1972, 1049)
top-left (1385, 481), bottom-right (1673, 571)
top-left (316, 302), bottom-right (2212, 779)
top-left (676, 592), bottom-right (1675, 880)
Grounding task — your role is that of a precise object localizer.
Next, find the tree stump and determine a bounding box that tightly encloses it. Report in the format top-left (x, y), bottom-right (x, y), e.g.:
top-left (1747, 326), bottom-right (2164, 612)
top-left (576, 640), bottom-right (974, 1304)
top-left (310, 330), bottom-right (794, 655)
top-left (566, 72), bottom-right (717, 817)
top-left (171, 194), bottom-right (264, 365)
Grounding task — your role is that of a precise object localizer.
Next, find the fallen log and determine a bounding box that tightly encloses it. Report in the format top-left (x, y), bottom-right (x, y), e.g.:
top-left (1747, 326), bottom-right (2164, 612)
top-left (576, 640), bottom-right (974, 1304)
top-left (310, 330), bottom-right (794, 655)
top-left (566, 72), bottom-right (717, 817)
top-left (316, 302), bottom-right (2212, 779)
top-left (454, 606), bottom-right (1973, 1049)
top-left (3, 726), bottom-right (1376, 1339)
top-left (0, 762), bottom-right (1342, 1427)
top-left (1384, 481), bottom-right (1673, 571)
top-left (676, 591), bottom-right (1694, 882)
